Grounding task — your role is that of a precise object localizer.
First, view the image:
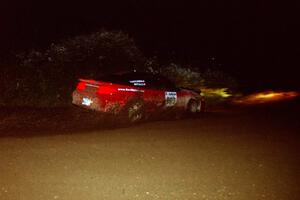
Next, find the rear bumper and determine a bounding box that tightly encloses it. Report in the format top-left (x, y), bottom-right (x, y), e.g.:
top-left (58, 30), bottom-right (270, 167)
top-left (72, 91), bottom-right (103, 111)
top-left (72, 90), bottom-right (124, 114)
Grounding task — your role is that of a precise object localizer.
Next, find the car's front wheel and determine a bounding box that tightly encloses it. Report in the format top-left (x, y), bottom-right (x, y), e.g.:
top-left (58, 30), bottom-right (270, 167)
top-left (187, 99), bottom-right (199, 113)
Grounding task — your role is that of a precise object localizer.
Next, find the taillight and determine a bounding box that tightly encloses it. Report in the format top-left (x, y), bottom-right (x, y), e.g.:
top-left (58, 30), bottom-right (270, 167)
top-left (97, 85), bottom-right (117, 94)
top-left (76, 82), bottom-right (86, 91)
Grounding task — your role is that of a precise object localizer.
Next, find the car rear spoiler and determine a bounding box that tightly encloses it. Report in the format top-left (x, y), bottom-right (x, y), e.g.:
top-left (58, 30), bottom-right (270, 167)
top-left (79, 79), bottom-right (102, 85)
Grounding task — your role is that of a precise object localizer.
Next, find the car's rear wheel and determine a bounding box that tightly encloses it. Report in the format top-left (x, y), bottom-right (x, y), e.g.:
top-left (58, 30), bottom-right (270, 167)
top-left (121, 100), bottom-right (144, 124)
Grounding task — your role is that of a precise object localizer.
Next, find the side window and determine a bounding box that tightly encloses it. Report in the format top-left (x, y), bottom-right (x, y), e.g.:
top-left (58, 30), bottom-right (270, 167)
top-left (159, 77), bottom-right (177, 91)
top-left (145, 76), bottom-right (163, 89)
top-left (143, 75), bottom-right (178, 90)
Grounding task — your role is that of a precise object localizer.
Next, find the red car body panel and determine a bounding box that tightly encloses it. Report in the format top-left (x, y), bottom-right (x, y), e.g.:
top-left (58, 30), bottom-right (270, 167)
top-left (72, 73), bottom-right (204, 115)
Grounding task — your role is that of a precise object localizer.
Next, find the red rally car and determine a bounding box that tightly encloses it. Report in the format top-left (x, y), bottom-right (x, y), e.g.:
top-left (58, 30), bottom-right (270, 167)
top-left (72, 72), bottom-right (205, 122)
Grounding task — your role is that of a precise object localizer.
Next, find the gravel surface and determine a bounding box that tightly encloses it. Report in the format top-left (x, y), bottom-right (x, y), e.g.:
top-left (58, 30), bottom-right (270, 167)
top-left (0, 102), bottom-right (299, 200)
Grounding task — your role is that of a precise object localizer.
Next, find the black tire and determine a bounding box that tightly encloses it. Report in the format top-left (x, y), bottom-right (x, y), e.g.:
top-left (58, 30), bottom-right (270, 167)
top-left (120, 100), bottom-right (144, 124)
top-left (187, 99), bottom-right (199, 114)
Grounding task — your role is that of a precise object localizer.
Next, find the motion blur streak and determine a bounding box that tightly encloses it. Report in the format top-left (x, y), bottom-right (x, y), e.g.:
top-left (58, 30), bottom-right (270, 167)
top-left (234, 91), bottom-right (299, 105)
top-left (202, 88), bottom-right (232, 98)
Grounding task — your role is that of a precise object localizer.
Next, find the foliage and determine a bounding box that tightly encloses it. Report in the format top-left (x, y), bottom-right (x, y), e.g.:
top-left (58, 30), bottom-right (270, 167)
top-left (46, 30), bottom-right (145, 75)
top-left (157, 63), bottom-right (237, 90)
top-left (144, 56), bottom-right (160, 74)
top-left (19, 30), bottom-right (145, 75)
top-left (200, 68), bottom-right (238, 89)
top-left (159, 63), bottom-right (204, 88)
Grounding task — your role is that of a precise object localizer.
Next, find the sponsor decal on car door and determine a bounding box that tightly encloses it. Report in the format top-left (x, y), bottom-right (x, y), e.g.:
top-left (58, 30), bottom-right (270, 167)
top-left (165, 91), bottom-right (177, 107)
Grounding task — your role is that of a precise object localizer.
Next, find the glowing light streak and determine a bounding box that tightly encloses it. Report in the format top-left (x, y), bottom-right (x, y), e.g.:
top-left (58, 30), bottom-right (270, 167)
top-left (202, 88), bottom-right (232, 98)
top-left (233, 91), bottom-right (299, 105)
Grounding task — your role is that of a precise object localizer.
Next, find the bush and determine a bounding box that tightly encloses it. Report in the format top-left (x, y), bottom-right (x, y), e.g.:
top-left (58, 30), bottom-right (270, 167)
top-left (159, 63), bottom-right (204, 88)
top-left (200, 68), bottom-right (238, 89)
top-left (46, 30), bottom-right (145, 75)
top-left (157, 63), bottom-right (237, 90)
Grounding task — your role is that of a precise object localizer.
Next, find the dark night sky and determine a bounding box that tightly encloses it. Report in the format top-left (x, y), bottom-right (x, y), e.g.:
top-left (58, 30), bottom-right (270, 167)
top-left (1, 0), bottom-right (299, 88)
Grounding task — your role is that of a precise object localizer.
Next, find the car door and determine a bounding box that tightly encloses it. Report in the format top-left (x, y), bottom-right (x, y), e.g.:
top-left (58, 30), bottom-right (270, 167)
top-left (158, 76), bottom-right (179, 108)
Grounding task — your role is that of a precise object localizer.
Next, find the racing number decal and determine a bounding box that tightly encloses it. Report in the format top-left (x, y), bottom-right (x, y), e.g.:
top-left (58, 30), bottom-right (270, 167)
top-left (165, 92), bottom-right (177, 107)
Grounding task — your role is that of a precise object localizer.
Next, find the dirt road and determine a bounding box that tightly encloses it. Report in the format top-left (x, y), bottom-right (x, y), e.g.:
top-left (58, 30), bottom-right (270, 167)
top-left (0, 103), bottom-right (299, 200)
